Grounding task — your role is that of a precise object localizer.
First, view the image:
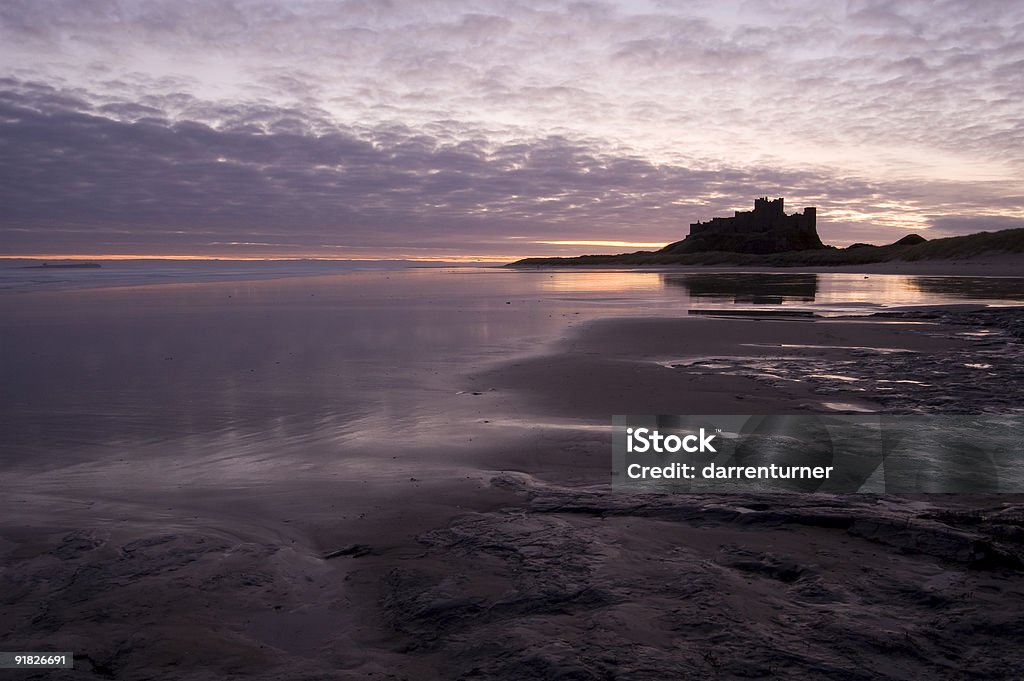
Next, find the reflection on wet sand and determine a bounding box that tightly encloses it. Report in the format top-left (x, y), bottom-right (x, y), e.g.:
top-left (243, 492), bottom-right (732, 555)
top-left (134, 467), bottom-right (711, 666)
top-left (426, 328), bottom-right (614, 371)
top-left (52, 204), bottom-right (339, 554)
top-left (535, 270), bottom-right (663, 293)
top-left (661, 271), bottom-right (1024, 311)
top-left (911, 275), bottom-right (1024, 302)
top-left (663, 272), bottom-right (818, 304)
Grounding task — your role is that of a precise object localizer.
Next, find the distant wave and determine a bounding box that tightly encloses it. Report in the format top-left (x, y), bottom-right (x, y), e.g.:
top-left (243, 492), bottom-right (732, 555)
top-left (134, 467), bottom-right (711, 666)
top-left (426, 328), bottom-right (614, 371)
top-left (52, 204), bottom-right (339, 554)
top-left (0, 260), bottom-right (448, 293)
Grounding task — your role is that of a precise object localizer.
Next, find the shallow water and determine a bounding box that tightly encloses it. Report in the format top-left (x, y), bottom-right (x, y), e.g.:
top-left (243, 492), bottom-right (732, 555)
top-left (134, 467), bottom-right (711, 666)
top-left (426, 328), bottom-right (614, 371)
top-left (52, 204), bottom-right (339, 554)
top-left (1, 267), bottom-right (1022, 486)
top-left (0, 259), bottom-right (421, 293)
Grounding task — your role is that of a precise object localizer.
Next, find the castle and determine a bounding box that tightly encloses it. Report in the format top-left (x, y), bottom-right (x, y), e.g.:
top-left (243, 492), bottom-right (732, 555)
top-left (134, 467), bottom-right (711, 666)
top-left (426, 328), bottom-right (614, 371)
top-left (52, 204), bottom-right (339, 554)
top-left (661, 197), bottom-right (825, 255)
top-left (688, 197), bottom-right (816, 238)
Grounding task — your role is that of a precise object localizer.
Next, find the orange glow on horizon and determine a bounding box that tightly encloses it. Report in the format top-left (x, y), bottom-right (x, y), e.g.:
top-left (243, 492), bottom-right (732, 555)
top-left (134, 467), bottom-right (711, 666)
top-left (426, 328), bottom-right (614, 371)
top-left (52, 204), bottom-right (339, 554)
top-left (534, 240), bottom-right (667, 249)
top-left (1, 244), bottom-right (649, 263)
top-left (0, 253), bottom-right (525, 263)
top-left (3, 254), bottom-right (271, 261)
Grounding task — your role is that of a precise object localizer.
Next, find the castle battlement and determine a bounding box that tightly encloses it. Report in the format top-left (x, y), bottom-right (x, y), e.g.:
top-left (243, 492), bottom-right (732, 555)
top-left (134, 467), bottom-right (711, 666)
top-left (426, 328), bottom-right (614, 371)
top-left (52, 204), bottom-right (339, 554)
top-left (688, 197), bottom-right (816, 238)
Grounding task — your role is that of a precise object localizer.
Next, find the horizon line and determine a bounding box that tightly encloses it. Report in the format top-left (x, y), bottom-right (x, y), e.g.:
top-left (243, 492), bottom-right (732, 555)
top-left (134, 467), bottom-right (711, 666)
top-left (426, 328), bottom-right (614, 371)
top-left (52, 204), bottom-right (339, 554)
top-left (0, 253), bottom-right (533, 263)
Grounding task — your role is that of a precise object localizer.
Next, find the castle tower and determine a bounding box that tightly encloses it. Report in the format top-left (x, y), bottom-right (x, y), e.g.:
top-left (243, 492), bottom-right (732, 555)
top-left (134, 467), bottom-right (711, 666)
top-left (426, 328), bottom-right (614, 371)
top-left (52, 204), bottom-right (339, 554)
top-left (753, 197), bottom-right (785, 215)
top-left (802, 207), bottom-right (816, 233)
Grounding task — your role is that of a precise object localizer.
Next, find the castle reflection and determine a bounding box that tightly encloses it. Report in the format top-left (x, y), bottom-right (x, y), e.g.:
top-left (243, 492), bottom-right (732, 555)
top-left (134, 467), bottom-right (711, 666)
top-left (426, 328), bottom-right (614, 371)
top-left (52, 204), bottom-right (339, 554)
top-left (662, 273), bottom-right (818, 305)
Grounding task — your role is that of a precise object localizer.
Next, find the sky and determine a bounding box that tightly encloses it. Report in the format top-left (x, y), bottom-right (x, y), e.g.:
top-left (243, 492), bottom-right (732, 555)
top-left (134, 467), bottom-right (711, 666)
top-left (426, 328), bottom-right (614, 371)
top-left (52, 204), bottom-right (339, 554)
top-left (2, 0), bottom-right (1023, 260)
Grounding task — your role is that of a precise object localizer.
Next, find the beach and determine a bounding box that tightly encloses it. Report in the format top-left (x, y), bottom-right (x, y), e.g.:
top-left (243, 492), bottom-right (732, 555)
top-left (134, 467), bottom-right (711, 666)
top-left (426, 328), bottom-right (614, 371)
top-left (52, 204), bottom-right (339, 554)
top-left (2, 266), bottom-right (1024, 679)
top-left (8, 0), bottom-right (1024, 676)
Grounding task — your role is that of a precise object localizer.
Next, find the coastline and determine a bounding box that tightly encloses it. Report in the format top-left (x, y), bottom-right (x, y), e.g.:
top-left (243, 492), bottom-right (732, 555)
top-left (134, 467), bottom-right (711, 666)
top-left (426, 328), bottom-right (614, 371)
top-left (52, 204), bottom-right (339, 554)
top-left (508, 253), bottom-right (1024, 278)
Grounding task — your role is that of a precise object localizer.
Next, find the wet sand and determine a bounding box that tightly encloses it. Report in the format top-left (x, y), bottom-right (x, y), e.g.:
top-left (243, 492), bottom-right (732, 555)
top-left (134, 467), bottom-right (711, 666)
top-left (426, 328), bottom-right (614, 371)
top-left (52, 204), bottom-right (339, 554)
top-left (523, 253), bottom-right (1024, 278)
top-left (805, 253), bottom-right (1024, 277)
top-left (1, 272), bottom-right (1023, 679)
top-left (829, 258), bottom-right (1024, 277)
top-left (386, 309), bottom-right (1024, 680)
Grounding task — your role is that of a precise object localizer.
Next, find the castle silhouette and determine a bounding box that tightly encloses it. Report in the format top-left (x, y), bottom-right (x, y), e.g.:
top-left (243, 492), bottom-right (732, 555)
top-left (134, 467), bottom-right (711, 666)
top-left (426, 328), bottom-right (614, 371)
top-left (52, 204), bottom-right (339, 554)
top-left (661, 197), bottom-right (825, 255)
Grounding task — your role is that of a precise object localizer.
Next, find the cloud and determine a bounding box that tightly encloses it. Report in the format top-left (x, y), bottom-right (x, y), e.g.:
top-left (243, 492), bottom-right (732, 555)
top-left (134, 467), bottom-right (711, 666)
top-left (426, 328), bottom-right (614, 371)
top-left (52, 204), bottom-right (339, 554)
top-left (1, 1), bottom-right (1023, 256)
top-left (0, 78), bottom-right (827, 255)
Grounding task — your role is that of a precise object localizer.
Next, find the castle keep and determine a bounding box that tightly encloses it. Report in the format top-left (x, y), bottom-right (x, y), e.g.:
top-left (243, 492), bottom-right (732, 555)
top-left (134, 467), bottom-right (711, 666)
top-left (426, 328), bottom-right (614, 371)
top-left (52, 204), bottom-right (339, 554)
top-left (661, 197), bottom-right (825, 255)
top-left (689, 197), bottom-right (816, 238)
